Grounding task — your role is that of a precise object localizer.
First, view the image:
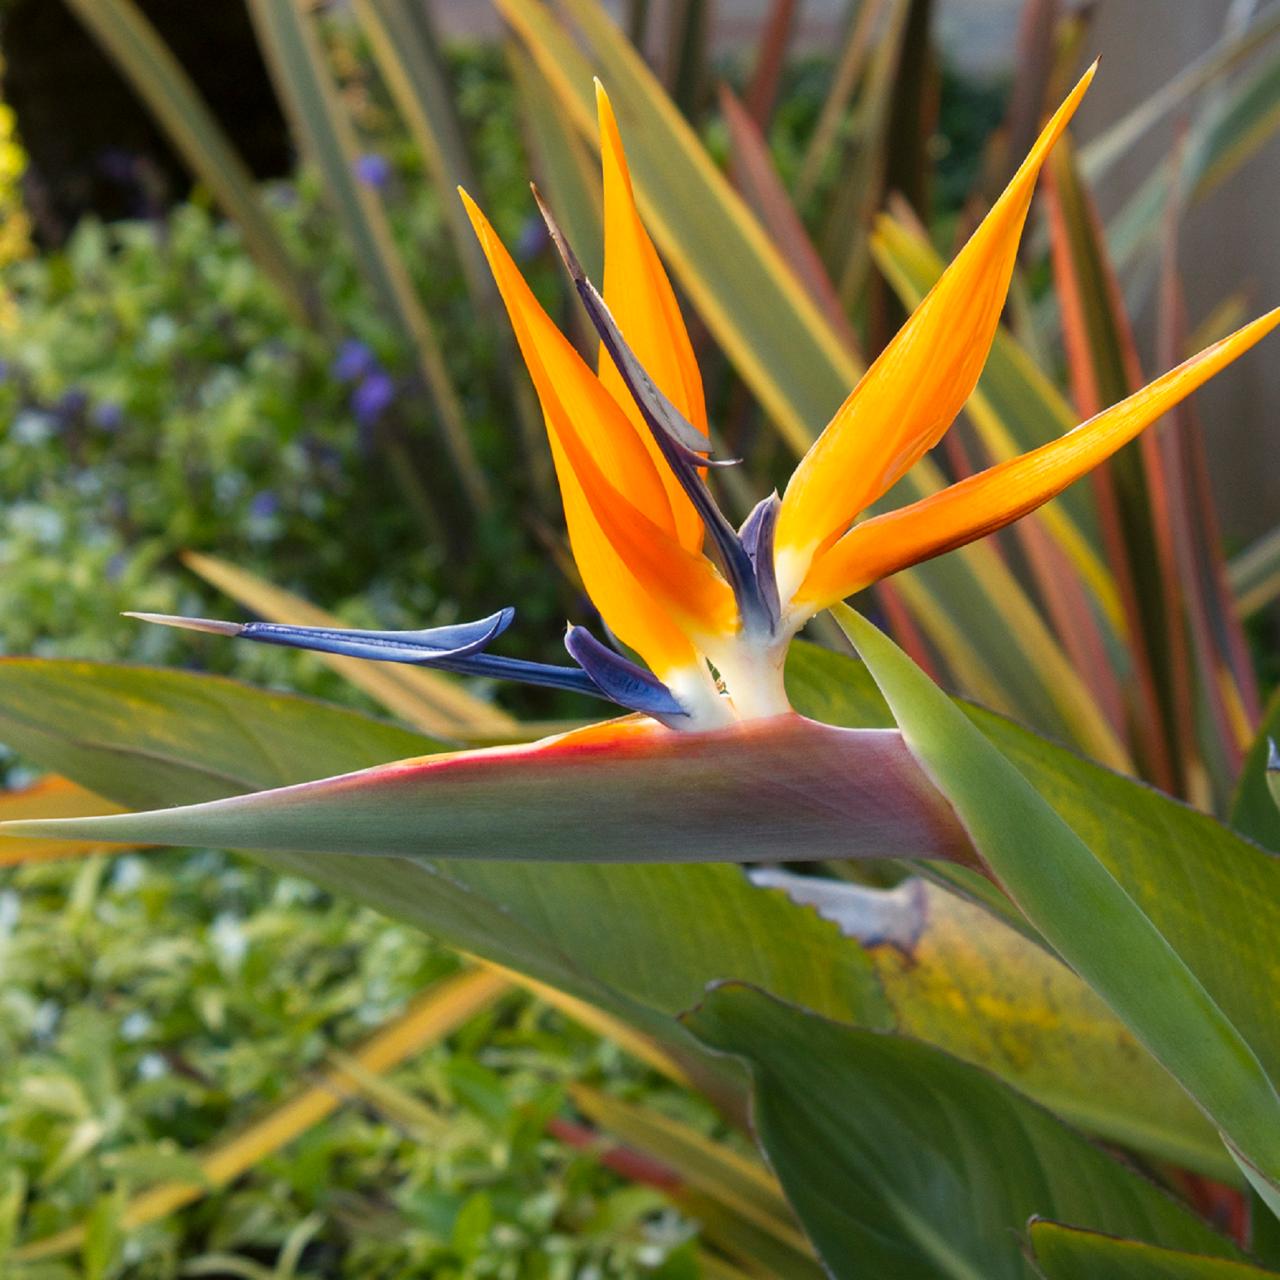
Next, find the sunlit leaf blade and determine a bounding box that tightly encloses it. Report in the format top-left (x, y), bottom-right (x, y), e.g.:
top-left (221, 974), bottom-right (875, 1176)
top-left (350, 0), bottom-right (497, 308)
top-left (718, 83), bottom-right (860, 358)
top-left (1030, 1221), bottom-right (1280, 1279)
top-left (684, 984), bottom-right (1242, 1280)
top-left (1109, 51), bottom-right (1280, 274)
top-left (837, 605), bottom-right (1280, 1198)
top-left (14, 968), bottom-right (510, 1263)
top-left (1230, 524), bottom-right (1280, 619)
top-left (1081, 5), bottom-right (1280, 184)
top-left (244, 0), bottom-right (492, 511)
top-left (0, 777), bottom-right (130, 867)
top-left (0, 714), bottom-right (976, 867)
top-left (60, 0), bottom-right (316, 327)
top-left (180, 551), bottom-right (519, 738)
top-left (498, 0), bottom-right (1128, 766)
top-left (570, 1085), bottom-right (813, 1260)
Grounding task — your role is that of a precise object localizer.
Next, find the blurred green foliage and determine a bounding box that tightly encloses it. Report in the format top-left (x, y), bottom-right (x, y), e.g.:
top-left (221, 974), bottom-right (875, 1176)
top-left (1, 849), bottom-right (714, 1276)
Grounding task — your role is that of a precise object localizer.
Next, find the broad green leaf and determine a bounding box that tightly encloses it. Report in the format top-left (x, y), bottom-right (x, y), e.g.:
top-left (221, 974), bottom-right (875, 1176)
top-left (1030, 1221), bottom-right (1280, 1280)
top-left (0, 659), bottom-right (438, 811)
top-left (793, 635), bottom-right (1280, 1115)
top-left (181, 551), bottom-right (519, 738)
top-left (752, 868), bottom-right (1226, 1179)
top-left (60, 0), bottom-right (316, 326)
top-left (838, 605), bottom-right (1280, 1200)
top-left (498, 0), bottom-right (1129, 768)
top-left (244, 0), bottom-right (492, 511)
top-left (0, 656), bottom-right (1230, 1178)
top-left (684, 984), bottom-right (1240, 1280)
top-left (15, 969), bottom-right (510, 1263)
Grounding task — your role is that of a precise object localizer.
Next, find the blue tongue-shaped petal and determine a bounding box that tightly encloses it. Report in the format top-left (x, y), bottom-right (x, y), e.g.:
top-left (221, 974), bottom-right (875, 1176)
top-left (564, 625), bottom-right (689, 723)
top-left (125, 608), bottom-right (515, 664)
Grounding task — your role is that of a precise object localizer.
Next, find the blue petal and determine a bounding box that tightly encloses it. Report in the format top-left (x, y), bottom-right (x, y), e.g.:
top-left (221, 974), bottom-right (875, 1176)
top-left (564, 625), bottom-right (689, 721)
top-left (739, 492), bottom-right (781, 629)
top-left (126, 609), bottom-right (515, 665)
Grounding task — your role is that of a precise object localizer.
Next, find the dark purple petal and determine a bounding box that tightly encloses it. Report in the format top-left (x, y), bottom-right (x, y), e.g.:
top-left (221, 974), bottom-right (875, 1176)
top-left (351, 371), bottom-right (396, 427)
top-left (565, 625), bottom-right (689, 723)
top-left (353, 153), bottom-right (392, 189)
top-left (332, 340), bottom-right (377, 384)
top-left (249, 490), bottom-right (280, 519)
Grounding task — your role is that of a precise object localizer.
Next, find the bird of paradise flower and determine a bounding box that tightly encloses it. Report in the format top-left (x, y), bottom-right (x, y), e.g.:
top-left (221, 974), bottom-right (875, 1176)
top-left (7, 66), bottom-right (1277, 867)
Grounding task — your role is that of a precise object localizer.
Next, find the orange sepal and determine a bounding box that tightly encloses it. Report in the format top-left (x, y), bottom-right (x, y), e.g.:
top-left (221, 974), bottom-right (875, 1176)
top-left (776, 63), bottom-right (1097, 578)
top-left (797, 309), bottom-right (1280, 610)
top-left (597, 82), bottom-right (708, 552)
top-left (463, 191), bottom-right (735, 670)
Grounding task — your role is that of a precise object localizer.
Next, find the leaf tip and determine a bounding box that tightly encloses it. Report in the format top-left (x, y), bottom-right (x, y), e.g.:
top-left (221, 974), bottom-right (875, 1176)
top-left (123, 612), bottom-right (245, 638)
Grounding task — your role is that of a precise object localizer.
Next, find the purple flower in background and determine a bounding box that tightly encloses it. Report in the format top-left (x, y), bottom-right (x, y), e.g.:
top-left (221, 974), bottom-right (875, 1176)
top-left (56, 388), bottom-right (90, 419)
top-left (353, 153), bottom-right (392, 189)
top-left (93, 401), bottom-right (124, 432)
top-left (249, 490), bottom-right (280, 520)
top-left (332, 339), bottom-right (376, 384)
top-left (351, 371), bottom-right (396, 430)
top-left (516, 214), bottom-right (549, 262)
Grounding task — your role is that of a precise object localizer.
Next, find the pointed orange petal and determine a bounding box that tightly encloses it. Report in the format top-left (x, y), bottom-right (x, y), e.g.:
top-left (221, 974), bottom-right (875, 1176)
top-left (796, 308), bottom-right (1280, 610)
top-left (776, 64), bottom-right (1097, 586)
top-left (597, 81), bottom-right (708, 551)
top-left (462, 191), bottom-right (735, 672)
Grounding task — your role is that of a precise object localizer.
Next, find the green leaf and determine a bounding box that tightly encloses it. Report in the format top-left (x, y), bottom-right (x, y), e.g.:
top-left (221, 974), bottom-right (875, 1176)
top-left (0, 709), bottom-right (975, 870)
top-left (0, 657), bottom-right (1228, 1180)
top-left (0, 659), bottom-right (437, 811)
top-left (683, 984), bottom-right (1240, 1280)
top-left (1030, 1221), bottom-right (1280, 1279)
top-left (837, 605), bottom-right (1280, 1201)
top-left (793, 635), bottom-right (1280, 1118)
top-left (754, 868), bottom-right (1226, 1180)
